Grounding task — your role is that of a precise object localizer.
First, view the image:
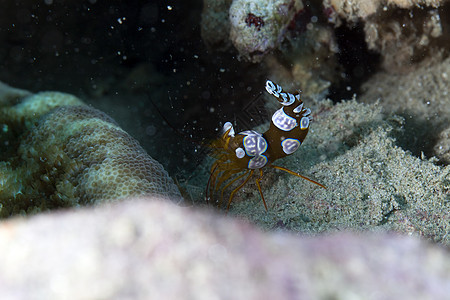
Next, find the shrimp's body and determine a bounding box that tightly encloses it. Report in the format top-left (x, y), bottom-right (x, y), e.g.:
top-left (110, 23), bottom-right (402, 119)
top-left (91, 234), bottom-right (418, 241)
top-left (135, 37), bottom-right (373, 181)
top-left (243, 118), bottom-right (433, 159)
top-left (207, 80), bottom-right (325, 210)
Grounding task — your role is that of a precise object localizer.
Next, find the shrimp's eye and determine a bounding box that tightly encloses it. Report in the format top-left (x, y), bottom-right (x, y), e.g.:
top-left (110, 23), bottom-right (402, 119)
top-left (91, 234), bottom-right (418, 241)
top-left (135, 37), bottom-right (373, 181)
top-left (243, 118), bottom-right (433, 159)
top-left (223, 121), bottom-right (235, 136)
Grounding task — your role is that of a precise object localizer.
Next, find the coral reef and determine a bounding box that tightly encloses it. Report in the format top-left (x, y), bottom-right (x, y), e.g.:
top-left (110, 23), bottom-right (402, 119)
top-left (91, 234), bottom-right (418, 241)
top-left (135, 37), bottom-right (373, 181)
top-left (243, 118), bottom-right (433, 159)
top-left (0, 81), bottom-right (31, 105)
top-left (324, 0), bottom-right (450, 72)
top-left (201, 0), bottom-right (340, 96)
top-left (229, 0), bottom-right (304, 62)
top-left (324, 0), bottom-right (445, 23)
top-left (263, 23), bottom-right (339, 97)
top-left (215, 99), bottom-right (449, 245)
top-left (1, 2), bottom-right (449, 295)
top-left (0, 83), bottom-right (182, 217)
top-left (434, 126), bottom-right (450, 164)
top-left (0, 197), bottom-right (448, 299)
top-left (196, 0), bottom-right (450, 246)
top-left (361, 55), bottom-right (450, 161)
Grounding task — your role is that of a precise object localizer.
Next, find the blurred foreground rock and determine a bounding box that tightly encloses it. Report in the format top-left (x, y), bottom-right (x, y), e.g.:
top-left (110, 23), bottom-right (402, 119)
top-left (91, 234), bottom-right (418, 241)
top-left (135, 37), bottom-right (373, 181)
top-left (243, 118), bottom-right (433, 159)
top-left (0, 197), bottom-right (448, 300)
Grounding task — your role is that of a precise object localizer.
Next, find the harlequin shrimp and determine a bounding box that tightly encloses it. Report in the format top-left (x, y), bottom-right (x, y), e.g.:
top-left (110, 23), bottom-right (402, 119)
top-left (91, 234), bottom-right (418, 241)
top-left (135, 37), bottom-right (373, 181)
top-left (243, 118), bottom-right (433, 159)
top-left (206, 80), bottom-right (325, 211)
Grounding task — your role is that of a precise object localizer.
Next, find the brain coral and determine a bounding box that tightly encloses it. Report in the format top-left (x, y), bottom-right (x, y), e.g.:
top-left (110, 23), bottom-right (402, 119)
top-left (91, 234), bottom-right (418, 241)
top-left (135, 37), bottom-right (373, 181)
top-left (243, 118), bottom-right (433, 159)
top-left (0, 87), bottom-right (182, 217)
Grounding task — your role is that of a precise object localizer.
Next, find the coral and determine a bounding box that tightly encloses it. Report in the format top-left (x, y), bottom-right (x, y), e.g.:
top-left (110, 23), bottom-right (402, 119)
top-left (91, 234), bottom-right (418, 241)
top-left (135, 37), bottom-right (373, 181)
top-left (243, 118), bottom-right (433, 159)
top-left (229, 0), bottom-right (304, 62)
top-left (0, 197), bottom-right (448, 299)
top-left (201, 1), bottom-right (339, 96)
top-left (324, 0), bottom-right (450, 72)
top-left (200, 0), bottom-right (339, 97)
top-left (10, 92), bottom-right (85, 127)
top-left (324, 0), bottom-right (445, 23)
top-left (264, 24), bottom-right (339, 96)
top-left (0, 81), bottom-right (31, 106)
top-left (434, 125), bottom-right (450, 164)
top-left (361, 55), bottom-right (450, 159)
top-left (0, 86), bottom-right (182, 217)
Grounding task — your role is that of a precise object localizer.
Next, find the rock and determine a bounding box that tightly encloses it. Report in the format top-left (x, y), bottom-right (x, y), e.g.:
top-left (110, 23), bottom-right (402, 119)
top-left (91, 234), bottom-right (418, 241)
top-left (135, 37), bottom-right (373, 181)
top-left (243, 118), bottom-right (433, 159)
top-left (0, 197), bottom-right (447, 299)
top-left (434, 125), bottom-right (450, 164)
top-left (323, 0), bottom-right (450, 72)
top-left (213, 99), bottom-right (449, 246)
top-left (361, 55), bottom-right (450, 160)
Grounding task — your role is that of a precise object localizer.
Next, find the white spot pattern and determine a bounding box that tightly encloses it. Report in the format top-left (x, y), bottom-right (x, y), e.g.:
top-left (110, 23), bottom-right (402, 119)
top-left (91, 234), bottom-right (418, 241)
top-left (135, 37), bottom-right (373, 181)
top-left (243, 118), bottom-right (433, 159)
top-left (272, 108), bottom-right (297, 131)
top-left (242, 131), bottom-right (268, 156)
top-left (235, 147), bottom-right (245, 158)
top-left (281, 138), bottom-right (300, 155)
top-left (265, 80), bottom-right (282, 97)
top-left (293, 103), bottom-right (303, 113)
top-left (248, 155), bottom-right (268, 169)
top-left (265, 80), bottom-right (276, 94)
top-left (279, 92), bottom-right (295, 106)
top-left (266, 80), bottom-right (300, 106)
top-left (300, 117), bottom-right (310, 129)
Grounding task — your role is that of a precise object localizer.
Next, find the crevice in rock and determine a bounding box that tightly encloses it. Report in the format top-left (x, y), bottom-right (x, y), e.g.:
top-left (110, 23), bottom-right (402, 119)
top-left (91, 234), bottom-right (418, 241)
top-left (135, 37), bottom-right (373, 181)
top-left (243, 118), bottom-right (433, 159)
top-left (327, 21), bottom-right (380, 102)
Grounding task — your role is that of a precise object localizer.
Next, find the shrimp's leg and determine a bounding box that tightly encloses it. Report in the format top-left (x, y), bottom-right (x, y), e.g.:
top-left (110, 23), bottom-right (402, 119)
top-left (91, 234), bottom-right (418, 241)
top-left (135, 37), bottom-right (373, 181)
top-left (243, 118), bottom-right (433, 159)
top-left (255, 168), bottom-right (268, 211)
top-left (215, 168), bottom-right (241, 194)
top-left (219, 171), bottom-right (248, 208)
top-left (226, 170), bottom-right (254, 211)
top-left (270, 165), bottom-right (326, 189)
top-left (205, 163), bottom-right (220, 205)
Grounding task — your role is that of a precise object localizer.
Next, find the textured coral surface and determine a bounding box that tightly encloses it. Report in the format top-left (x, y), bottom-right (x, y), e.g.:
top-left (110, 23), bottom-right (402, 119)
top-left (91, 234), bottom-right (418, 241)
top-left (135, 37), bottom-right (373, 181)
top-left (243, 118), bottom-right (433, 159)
top-left (192, 1), bottom-right (450, 246)
top-left (0, 83), bottom-right (181, 217)
top-left (229, 0), bottom-right (304, 62)
top-left (325, 0), bottom-right (444, 19)
top-left (0, 198), bottom-right (448, 300)
top-left (362, 55), bottom-right (450, 161)
top-left (324, 0), bottom-right (450, 71)
top-left (209, 99), bottom-right (449, 245)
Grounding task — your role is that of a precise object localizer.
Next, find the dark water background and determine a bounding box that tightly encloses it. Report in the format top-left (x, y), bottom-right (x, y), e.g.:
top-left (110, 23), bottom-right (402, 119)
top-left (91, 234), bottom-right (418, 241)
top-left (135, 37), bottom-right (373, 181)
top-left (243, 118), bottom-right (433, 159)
top-left (0, 1), bottom-right (263, 176)
top-left (0, 0), bottom-right (378, 179)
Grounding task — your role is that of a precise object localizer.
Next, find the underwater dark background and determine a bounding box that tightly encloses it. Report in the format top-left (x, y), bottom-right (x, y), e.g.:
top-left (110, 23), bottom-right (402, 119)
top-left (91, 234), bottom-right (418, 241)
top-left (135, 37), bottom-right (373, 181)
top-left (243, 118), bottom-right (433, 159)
top-left (0, 0), bottom-right (431, 176)
top-left (0, 0), bottom-right (277, 177)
